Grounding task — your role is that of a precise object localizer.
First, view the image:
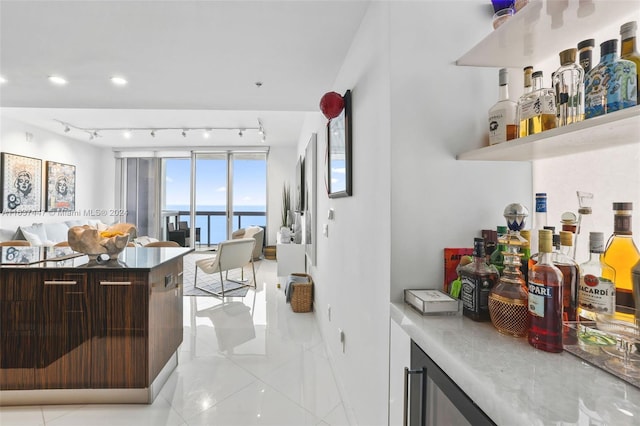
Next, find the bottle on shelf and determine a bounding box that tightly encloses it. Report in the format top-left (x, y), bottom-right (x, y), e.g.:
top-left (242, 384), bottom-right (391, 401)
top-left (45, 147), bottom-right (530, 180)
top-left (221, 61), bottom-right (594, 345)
top-left (488, 68), bottom-right (518, 145)
top-left (553, 48), bottom-right (584, 127)
top-left (517, 70), bottom-right (557, 137)
top-left (603, 202), bottom-right (640, 314)
top-left (577, 232), bottom-right (616, 323)
top-left (556, 230), bottom-right (580, 322)
top-left (489, 203), bottom-right (529, 337)
top-left (620, 21), bottom-right (640, 101)
top-left (459, 237), bottom-right (499, 322)
top-left (575, 191), bottom-right (594, 263)
top-left (517, 66), bottom-right (534, 138)
top-left (528, 229), bottom-right (564, 353)
top-left (585, 39), bottom-right (637, 119)
top-left (528, 192), bottom-right (548, 257)
top-left (489, 225), bottom-right (508, 275)
top-left (561, 211), bottom-right (578, 259)
top-left (578, 39), bottom-right (595, 73)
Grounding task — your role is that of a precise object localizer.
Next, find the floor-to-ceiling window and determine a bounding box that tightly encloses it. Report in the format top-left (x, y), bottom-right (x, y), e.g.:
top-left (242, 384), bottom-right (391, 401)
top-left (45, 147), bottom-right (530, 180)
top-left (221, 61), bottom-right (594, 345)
top-left (162, 150), bottom-right (267, 248)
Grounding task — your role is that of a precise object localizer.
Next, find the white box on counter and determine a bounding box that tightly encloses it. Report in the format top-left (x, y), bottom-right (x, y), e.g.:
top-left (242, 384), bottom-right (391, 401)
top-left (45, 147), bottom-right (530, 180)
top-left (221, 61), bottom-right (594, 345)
top-left (404, 289), bottom-right (460, 315)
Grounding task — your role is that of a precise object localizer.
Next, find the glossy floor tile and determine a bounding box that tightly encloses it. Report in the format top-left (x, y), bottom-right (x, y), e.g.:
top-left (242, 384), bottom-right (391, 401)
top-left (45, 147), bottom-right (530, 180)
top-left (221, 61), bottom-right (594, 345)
top-left (0, 257), bottom-right (349, 426)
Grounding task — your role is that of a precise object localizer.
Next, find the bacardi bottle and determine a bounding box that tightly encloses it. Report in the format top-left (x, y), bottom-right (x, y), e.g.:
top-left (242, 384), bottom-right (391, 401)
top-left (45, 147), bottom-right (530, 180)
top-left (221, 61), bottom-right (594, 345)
top-left (488, 68), bottom-right (518, 145)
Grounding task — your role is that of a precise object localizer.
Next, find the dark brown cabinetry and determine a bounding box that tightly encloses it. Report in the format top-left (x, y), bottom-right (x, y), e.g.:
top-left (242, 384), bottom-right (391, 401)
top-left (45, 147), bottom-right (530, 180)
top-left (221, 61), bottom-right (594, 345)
top-left (0, 247), bottom-right (186, 398)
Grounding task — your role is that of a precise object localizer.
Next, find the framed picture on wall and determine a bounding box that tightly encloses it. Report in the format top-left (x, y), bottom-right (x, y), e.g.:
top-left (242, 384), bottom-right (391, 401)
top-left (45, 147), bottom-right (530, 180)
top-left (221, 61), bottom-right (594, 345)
top-left (1, 152), bottom-right (42, 213)
top-left (46, 161), bottom-right (76, 212)
top-left (327, 89), bottom-right (352, 198)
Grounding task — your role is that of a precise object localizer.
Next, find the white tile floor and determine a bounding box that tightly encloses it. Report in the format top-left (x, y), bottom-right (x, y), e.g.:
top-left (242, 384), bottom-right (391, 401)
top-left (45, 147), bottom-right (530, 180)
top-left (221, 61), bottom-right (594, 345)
top-left (0, 257), bottom-right (349, 426)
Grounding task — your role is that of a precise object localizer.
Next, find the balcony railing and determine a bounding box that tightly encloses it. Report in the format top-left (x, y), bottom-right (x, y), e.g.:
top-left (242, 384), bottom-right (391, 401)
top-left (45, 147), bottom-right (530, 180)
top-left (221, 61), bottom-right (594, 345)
top-left (162, 209), bottom-right (266, 246)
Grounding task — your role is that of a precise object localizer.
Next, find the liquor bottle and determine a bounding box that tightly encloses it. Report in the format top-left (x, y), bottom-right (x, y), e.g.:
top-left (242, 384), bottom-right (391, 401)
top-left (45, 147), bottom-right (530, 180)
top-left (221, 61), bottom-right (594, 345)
top-left (529, 192), bottom-right (548, 258)
top-left (488, 68), bottom-right (518, 145)
top-left (585, 39), bottom-right (638, 119)
top-left (460, 237), bottom-right (499, 322)
top-left (489, 225), bottom-right (508, 275)
top-left (620, 21), bottom-right (640, 100)
top-left (528, 229), bottom-right (564, 353)
top-left (520, 229), bottom-right (531, 285)
top-left (578, 39), bottom-right (595, 73)
top-left (517, 66), bottom-right (534, 138)
top-left (561, 211), bottom-right (578, 259)
top-left (556, 230), bottom-right (580, 322)
top-left (603, 202), bottom-right (640, 313)
top-left (489, 204), bottom-right (529, 337)
top-left (575, 191), bottom-right (594, 263)
top-left (577, 232), bottom-right (616, 322)
top-left (517, 70), bottom-right (557, 137)
top-left (553, 48), bottom-right (584, 126)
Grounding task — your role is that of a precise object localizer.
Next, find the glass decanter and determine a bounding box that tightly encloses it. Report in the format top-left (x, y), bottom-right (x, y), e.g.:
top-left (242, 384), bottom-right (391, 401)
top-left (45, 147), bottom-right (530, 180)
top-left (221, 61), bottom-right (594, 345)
top-left (489, 203), bottom-right (530, 337)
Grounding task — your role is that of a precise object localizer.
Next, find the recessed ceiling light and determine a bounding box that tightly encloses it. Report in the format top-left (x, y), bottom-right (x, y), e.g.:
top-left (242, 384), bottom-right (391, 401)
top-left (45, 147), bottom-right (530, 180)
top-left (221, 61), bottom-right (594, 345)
top-left (0, 76), bottom-right (7, 84)
top-left (48, 75), bottom-right (68, 85)
top-left (110, 76), bottom-right (128, 86)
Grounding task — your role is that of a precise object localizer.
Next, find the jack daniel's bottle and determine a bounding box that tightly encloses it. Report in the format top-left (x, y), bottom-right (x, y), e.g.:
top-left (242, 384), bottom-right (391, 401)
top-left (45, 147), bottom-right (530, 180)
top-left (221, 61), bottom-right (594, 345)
top-left (460, 237), bottom-right (499, 321)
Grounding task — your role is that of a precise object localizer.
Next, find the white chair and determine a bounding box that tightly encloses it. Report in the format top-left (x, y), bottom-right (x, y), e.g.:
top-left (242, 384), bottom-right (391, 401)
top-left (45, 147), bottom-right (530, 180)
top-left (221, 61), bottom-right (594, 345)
top-left (194, 238), bottom-right (257, 297)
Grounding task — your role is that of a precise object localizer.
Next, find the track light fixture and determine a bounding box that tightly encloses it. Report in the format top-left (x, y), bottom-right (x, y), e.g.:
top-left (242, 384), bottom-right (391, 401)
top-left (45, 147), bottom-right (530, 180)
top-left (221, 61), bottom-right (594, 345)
top-left (55, 119), bottom-right (267, 142)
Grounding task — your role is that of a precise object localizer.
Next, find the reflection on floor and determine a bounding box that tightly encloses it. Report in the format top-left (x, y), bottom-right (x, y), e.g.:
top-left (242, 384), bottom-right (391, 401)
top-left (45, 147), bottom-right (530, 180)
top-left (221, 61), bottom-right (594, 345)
top-left (0, 257), bottom-right (349, 426)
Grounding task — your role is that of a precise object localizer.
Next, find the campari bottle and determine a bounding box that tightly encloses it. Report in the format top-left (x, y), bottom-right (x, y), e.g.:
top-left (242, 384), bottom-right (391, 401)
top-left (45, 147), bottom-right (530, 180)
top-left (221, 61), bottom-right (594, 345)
top-left (528, 229), bottom-right (564, 353)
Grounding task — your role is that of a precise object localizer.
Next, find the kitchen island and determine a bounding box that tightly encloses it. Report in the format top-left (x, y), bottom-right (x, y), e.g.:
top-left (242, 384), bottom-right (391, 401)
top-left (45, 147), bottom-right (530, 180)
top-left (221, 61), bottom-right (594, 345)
top-left (0, 246), bottom-right (192, 406)
top-left (391, 302), bottom-right (640, 425)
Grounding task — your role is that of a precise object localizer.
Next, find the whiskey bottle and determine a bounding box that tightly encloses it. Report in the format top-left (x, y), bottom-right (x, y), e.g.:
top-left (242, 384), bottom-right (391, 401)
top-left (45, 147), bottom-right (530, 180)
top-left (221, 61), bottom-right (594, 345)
top-left (556, 230), bottom-right (580, 322)
top-left (488, 68), bottom-right (518, 145)
top-left (620, 21), bottom-right (640, 101)
top-left (517, 70), bottom-right (557, 137)
top-left (528, 229), bottom-right (564, 353)
top-left (553, 48), bottom-right (584, 126)
top-left (577, 232), bottom-right (615, 322)
top-left (489, 204), bottom-right (529, 338)
top-left (517, 66), bottom-right (534, 138)
top-left (585, 39), bottom-right (637, 119)
top-left (603, 202), bottom-right (640, 313)
top-left (460, 237), bottom-right (499, 322)
top-left (578, 39), bottom-right (595, 73)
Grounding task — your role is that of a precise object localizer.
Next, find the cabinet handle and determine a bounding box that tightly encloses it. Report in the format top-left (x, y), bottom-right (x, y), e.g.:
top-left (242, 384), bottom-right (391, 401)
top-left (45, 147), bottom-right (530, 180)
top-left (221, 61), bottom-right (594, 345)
top-left (99, 281), bottom-right (131, 286)
top-left (44, 280), bottom-right (77, 285)
top-left (404, 367), bottom-right (425, 426)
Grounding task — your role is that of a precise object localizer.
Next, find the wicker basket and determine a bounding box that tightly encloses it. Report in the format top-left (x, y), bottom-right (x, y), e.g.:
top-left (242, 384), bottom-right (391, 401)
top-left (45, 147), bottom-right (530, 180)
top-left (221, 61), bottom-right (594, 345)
top-left (264, 245), bottom-right (277, 260)
top-left (289, 273), bottom-right (313, 313)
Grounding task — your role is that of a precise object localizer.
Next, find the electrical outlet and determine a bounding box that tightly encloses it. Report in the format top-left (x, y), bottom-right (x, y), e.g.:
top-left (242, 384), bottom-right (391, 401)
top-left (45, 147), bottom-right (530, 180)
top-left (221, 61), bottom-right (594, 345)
top-left (327, 304), bottom-right (331, 321)
top-left (328, 208), bottom-right (335, 220)
top-left (323, 224), bottom-right (329, 237)
top-left (338, 328), bottom-right (345, 353)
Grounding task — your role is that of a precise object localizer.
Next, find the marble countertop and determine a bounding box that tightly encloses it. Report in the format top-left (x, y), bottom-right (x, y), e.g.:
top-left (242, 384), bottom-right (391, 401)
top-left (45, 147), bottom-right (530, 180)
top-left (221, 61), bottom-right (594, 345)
top-left (390, 302), bottom-right (640, 425)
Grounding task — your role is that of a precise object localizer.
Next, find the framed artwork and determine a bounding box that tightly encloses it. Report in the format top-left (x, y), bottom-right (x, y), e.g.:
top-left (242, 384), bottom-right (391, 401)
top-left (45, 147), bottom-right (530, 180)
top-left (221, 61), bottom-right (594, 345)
top-left (46, 161), bottom-right (76, 212)
top-left (303, 133), bottom-right (317, 265)
top-left (327, 89), bottom-right (352, 198)
top-left (1, 152), bottom-right (42, 212)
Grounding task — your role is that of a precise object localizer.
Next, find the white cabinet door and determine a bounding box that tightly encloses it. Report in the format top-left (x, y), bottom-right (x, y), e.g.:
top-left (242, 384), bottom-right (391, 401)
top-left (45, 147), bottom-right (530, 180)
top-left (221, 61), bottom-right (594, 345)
top-left (389, 319), bottom-right (411, 426)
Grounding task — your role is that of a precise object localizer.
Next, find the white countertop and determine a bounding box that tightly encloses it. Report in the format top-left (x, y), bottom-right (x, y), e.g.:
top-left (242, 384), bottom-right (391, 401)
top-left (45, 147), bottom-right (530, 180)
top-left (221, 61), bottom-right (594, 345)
top-left (390, 302), bottom-right (640, 425)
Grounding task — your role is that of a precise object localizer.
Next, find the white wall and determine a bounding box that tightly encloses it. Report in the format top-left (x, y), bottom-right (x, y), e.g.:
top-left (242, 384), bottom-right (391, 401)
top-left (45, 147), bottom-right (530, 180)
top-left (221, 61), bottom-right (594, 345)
top-left (266, 145), bottom-right (298, 246)
top-left (299, 2), bottom-right (532, 424)
top-left (0, 116), bottom-right (116, 233)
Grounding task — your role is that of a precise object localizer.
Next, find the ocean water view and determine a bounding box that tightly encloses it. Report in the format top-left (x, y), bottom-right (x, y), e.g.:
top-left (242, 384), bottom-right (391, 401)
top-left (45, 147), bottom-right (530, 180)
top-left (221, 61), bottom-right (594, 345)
top-left (165, 204), bottom-right (266, 245)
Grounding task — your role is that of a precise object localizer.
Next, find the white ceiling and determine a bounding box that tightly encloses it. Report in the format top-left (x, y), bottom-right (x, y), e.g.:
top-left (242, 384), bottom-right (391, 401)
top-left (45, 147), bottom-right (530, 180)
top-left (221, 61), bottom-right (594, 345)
top-left (0, 0), bottom-right (370, 149)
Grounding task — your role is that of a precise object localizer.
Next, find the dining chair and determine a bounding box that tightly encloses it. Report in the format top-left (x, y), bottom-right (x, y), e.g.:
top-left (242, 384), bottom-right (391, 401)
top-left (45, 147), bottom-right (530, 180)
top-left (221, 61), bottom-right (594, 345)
top-left (194, 238), bottom-right (256, 297)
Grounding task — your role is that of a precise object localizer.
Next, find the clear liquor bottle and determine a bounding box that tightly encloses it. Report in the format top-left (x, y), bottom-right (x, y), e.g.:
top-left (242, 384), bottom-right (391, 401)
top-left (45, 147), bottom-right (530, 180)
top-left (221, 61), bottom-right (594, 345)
top-left (517, 70), bottom-right (557, 137)
top-left (577, 232), bottom-right (616, 322)
top-left (460, 237), bottom-right (499, 322)
top-left (620, 21), bottom-right (640, 101)
top-left (603, 202), bottom-right (640, 314)
top-left (578, 39), bottom-right (595, 73)
top-left (517, 66), bottom-right (533, 138)
top-left (585, 39), bottom-right (638, 119)
top-left (553, 48), bottom-right (585, 126)
top-left (528, 229), bottom-right (564, 353)
top-left (488, 68), bottom-right (518, 145)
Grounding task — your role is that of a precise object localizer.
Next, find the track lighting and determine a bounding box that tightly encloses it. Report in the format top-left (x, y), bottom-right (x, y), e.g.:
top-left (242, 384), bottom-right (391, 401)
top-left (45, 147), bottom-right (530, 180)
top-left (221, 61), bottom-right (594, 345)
top-left (54, 119), bottom-right (267, 142)
top-left (110, 76), bottom-right (128, 86)
top-left (48, 75), bottom-right (68, 85)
